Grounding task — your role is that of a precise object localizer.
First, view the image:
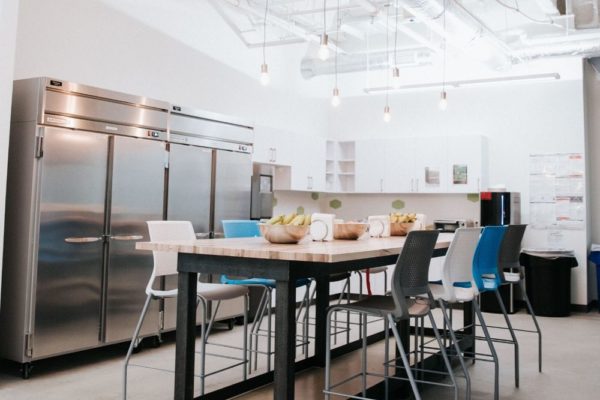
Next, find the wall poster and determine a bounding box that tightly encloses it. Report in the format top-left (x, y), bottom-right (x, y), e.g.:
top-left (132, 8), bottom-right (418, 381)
top-left (529, 153), bottom-right (584, 230)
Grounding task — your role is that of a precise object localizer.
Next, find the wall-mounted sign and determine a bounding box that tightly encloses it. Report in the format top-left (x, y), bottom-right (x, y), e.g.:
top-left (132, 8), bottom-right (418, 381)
top-left (453, 164), bottom-right (468, 185)
top-left (425, 167), bottom-right (440, 185)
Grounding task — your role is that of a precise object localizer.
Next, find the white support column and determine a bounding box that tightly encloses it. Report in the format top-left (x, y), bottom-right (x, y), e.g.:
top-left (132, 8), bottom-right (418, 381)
top-left (0, 0), bottom-right (20, 307)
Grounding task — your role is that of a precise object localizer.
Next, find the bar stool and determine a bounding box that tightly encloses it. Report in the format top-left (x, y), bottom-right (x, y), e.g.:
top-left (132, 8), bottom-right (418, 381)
top-left (123, 221), bottom-right (249, 399)
top-left (220, 220), bottom-right (311, 372)
top-left (497, 224), bottom-right (542, 373)
top-left (324, 230), bottom-right (458, 400)
top-left (426, 227), bottom-right (500, 400)
top-left (472, 225), bottom-right (522, 388)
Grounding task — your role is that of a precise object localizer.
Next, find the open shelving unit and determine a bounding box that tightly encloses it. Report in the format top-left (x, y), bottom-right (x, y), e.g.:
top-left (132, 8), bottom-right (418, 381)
top-left (326, 140), bottom-right (355, 192)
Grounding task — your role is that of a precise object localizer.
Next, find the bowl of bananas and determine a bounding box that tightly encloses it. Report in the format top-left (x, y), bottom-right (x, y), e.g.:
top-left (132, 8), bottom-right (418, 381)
top-left (333, 221), bottom-right (369, 240)
top-left (389, 213), bottom-right (417, 236)
top-left (260, 213), bottom-right (311, 244)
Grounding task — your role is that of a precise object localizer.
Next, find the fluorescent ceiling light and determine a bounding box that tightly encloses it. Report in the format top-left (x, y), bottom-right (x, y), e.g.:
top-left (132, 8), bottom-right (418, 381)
top-left (363, 73), bottom-right (561, 93)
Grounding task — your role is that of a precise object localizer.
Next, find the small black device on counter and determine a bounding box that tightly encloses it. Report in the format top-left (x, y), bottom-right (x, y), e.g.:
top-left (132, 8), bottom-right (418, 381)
top-left (433, 219), bottom-right (476, 233)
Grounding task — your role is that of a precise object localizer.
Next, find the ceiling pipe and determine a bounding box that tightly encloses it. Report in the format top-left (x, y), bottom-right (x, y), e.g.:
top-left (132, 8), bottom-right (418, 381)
top-left (512, 38), bottom-right (600, 61)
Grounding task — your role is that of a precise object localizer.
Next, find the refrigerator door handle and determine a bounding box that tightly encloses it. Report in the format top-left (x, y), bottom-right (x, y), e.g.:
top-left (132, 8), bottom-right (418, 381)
top-left (109, 235), bottom-right (144, 241)
top-left (64, 237), bottom-right (103, 244)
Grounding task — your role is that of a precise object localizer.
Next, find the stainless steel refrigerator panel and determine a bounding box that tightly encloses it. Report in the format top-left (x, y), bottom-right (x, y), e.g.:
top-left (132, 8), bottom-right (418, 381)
top-left (44, 90), bottom-right (168, 131)
top-left (105, 136), bottom-right (165, 343)
top-left (167, 144), bottom-right (213, 236)
top-left (33, 127), bottom-right (107, 358)
top-left (170, 113), bottom-right (253, 145)
top-left (213, 150), bottom-right (252, 237)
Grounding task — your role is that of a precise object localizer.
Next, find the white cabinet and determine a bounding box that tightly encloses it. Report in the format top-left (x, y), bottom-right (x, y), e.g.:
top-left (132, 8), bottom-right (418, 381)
top-left (413, 136), bottom-right (448, 193)
top-left (383, 140), bottom-right (416, 193)
top-left (273, 136), bottom-right (326, 191)
top-left (446, 135), bottom-right (486, 193)
top-left (252, 127), bottom-right (294, 166)
top-left (355, 139), bottom-right (386, 192)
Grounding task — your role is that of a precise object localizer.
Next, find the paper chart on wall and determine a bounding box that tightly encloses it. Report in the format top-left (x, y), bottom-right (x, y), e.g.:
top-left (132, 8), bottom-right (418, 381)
top-left (529, 153), bottom-right (584, 230)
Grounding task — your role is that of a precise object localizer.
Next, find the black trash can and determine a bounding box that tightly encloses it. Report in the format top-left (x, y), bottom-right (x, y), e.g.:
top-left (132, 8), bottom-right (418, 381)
top-left (519, 252), bottom-right (578, 317)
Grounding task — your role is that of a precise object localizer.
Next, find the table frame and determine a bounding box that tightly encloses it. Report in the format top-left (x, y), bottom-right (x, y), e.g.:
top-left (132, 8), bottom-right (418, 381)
top-left (173, 248), bottom-right (472, 400)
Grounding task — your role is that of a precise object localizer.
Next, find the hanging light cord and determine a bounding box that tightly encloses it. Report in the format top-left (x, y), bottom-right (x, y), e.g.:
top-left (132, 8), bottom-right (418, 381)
top-left (335, 0), bottom-right (340, 88)
top-left (442, 0), bottom-right (446, 93)
top-left (324, 0), bottom-right (327, 35)
top-left (385, 2), bottom-right (390, 104)
top-left (393, 0), bottom-right (399, 67)
top-left (495, 0), bottom-right (558, 26)
top-left (262, 0), bottom-right (269, 64)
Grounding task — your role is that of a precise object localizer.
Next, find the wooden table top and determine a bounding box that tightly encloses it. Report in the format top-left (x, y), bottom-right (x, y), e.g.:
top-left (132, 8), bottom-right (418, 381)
top-left (136, 233), bottom-right (453, 263)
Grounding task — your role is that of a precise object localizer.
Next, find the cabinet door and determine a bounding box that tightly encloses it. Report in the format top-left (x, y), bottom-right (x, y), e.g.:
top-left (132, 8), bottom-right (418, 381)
top-left (307, 137), bottom-right (326, 191)
top-left (383, 139), bottom-right (415, 193)
top-left (252, 127), bottom-right (293, 166)
top-left (413, 136), bottom-right (448, 193)
top-left (446, 135), bottom-right (483, 193)
top-left (252, 127), bottom-right (275, 164)
top-left (355, 139), bottom-right (385, 193)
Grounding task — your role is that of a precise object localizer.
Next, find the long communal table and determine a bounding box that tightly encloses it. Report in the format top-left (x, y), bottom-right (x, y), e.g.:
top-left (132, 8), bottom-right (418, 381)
top-left (137, 233), bottom-right (473, 400)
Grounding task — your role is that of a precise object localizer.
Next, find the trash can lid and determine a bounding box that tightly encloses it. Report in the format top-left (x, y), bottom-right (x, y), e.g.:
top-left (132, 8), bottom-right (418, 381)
top-left (522, 248), bottom-right (575, 258)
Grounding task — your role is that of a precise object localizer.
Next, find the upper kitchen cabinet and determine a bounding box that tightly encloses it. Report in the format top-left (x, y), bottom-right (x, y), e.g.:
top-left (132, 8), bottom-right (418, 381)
top-left (273, 135), bottom-right (326, 191)
top-left (383, 139), bottom-right (416, 193)
top-left (446, 135), bottom-right (487, 193)
top-left (413, 136), bottom-right (449, 193)
top-left (252, 126), bottom-right (294, 166)
top-left (355, 139), bottom-right (386, 192)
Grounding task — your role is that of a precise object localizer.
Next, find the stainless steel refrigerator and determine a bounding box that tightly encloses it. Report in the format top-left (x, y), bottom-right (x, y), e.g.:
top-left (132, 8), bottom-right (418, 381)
top-left (0, 78), bottom-right (253, 371)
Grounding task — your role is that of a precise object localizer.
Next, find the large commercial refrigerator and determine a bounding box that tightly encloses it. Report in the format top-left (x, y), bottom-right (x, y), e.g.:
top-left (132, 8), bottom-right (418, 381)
top-left (0, 78), bottom-right (254, 372)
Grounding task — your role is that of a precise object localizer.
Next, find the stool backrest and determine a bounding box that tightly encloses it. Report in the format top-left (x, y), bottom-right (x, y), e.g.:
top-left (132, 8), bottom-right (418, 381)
top-left (472, 225), bottom-right (506, 291)
top-left (222, 220), bottom-right (261, 238)
top-left (391, 230), bottom-right (439, 318)
top-left (441, 227), bottom-right (481, 301)
top-left (147, 221), bottom-right (196, 278)
top-left (498, 224), bottom-right (527, 271)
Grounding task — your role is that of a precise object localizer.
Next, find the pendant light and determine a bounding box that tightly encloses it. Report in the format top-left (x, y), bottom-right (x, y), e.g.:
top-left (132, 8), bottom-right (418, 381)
top-left (260, 0), bottom-right (270, 86)
top-left (383, 2), bottom-right (391, 122)
top-left (392, 0), bottom-right (400, 89)
top-left (318, 1), bottom-right (330, 60)
top-left (331, 0), bottom-right (341, 107)
top-left (439, 0), bottom-right (448, 110)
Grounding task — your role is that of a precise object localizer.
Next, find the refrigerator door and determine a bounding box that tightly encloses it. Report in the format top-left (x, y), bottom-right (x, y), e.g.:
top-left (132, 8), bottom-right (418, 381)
top-left (104, 136), bottom-right (165, 343)
top-left (164, 143), bottom-right (213, 330)
top-left (34, 127), bottom-right (107, 358)
top-left (213, 150), bottom-right (252, 237)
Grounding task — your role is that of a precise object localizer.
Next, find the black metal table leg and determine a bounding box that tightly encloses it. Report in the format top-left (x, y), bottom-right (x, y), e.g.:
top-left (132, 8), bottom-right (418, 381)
top-left (274, 279), bottom-right (296, 400)
top-left (313, 275), bottom-right (331, 367)
top-left (174, 269), bottom-right (198, 400)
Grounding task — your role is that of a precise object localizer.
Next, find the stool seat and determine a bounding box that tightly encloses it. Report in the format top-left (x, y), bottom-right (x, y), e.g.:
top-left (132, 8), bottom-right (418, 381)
top-left (197, 283), bottom-right (249, 301)
top-left (221, 276), bottom-right (311, 288)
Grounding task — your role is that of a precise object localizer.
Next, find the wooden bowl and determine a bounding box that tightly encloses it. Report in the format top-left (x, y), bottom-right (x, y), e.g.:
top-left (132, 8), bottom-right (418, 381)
top-left (259, 224), bottom-right (309, 244)
top-left (333, 223), bottom-right (369, 240)
top-left (390, 222), bottom-right (415, 236)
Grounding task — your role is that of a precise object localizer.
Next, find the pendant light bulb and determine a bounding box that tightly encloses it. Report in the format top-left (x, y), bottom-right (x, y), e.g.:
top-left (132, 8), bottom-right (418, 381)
top-left (383, 105), bottom-right (391, 122)
top-left (260, 63), bottom-right (270, 86)
top-left (318, 33), bottom-right (330, 61)
top-left (392, 67), bottom-right (401, 89)
top-left (331, 87), bottom-right (340, 107)
top-left (439, 90), bottom-right (448, 111)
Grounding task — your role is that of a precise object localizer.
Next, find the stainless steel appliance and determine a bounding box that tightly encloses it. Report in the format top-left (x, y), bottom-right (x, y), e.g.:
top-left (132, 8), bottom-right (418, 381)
top-left (251, 164), bottom-right (274, 220)
top-left (0, 78), bottom-right (254, 372)
top-left (433, 219), bottom-right (476, 233)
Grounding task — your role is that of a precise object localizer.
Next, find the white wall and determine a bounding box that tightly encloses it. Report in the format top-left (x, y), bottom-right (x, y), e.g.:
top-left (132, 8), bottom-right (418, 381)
top-left (327, 67), bottom-right (590, 305)
top-left (0, 0), bottom-right (20, 306)
top-left (13, 0), bottom-right (328, 138)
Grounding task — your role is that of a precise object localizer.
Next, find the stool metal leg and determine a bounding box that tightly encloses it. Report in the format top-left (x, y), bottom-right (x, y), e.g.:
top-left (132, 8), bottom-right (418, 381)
top-left (519, 279), bottom-right (542, 372)
top-left (199, 297), bottom-right (208, 396)
top-left (123, 294), bottom-right (153, 400)
top-left (243, 294), bottom-right (249, 380)
top-left (474, 299), bottom-right (499, 400)
top-left (266, 288), bottom-right (272, 371)
top-left (361, 313), bottom-right (368, 397)
top-left (428, 310), bottom-right (458, 400)
top-left (439, 300), bottom-right (471, 400)
top-left (384, 316), bottom-right (390, 400)
top-left (324, 307), bottom-right (335, 400)
top-left (494, 289), bottom-right (519, 388)
top-left (388, 314), bottom-right (421, 400)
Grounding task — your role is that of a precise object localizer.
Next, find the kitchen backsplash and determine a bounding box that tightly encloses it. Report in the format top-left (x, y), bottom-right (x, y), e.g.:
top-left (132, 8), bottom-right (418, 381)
top-left (273, 191), bottom-right (480, 227)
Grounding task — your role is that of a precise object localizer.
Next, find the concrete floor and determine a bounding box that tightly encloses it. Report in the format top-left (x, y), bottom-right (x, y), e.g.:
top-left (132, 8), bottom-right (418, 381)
top-left (0, 310), bottom-right (599, 400)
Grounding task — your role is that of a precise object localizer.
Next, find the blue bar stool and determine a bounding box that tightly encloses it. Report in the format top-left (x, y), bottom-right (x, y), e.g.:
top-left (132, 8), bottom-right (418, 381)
top-left (221, 220), bottom-right (311, 372)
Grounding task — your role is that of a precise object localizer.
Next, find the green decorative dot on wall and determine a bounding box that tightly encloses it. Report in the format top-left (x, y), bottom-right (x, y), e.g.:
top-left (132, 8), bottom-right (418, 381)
top-left (467, 193), bottom-right (480, 203)
top-left (272, 197), bottom-right (278, 207)
top-left (329, 199), bottom-right (342, 210)
top-left (311, 192), bottom-right (319, 200)
top-left (391, 199), bottom-right (405, 210)
top-left (296, 206), bottom-right (305, 215)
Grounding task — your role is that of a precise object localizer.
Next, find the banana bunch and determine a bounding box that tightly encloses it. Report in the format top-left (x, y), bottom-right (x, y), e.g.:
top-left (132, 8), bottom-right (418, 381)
top-left (267, 213), bottom-right (312, 226)
top-left (390, 212), bottom-right (417, 223)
